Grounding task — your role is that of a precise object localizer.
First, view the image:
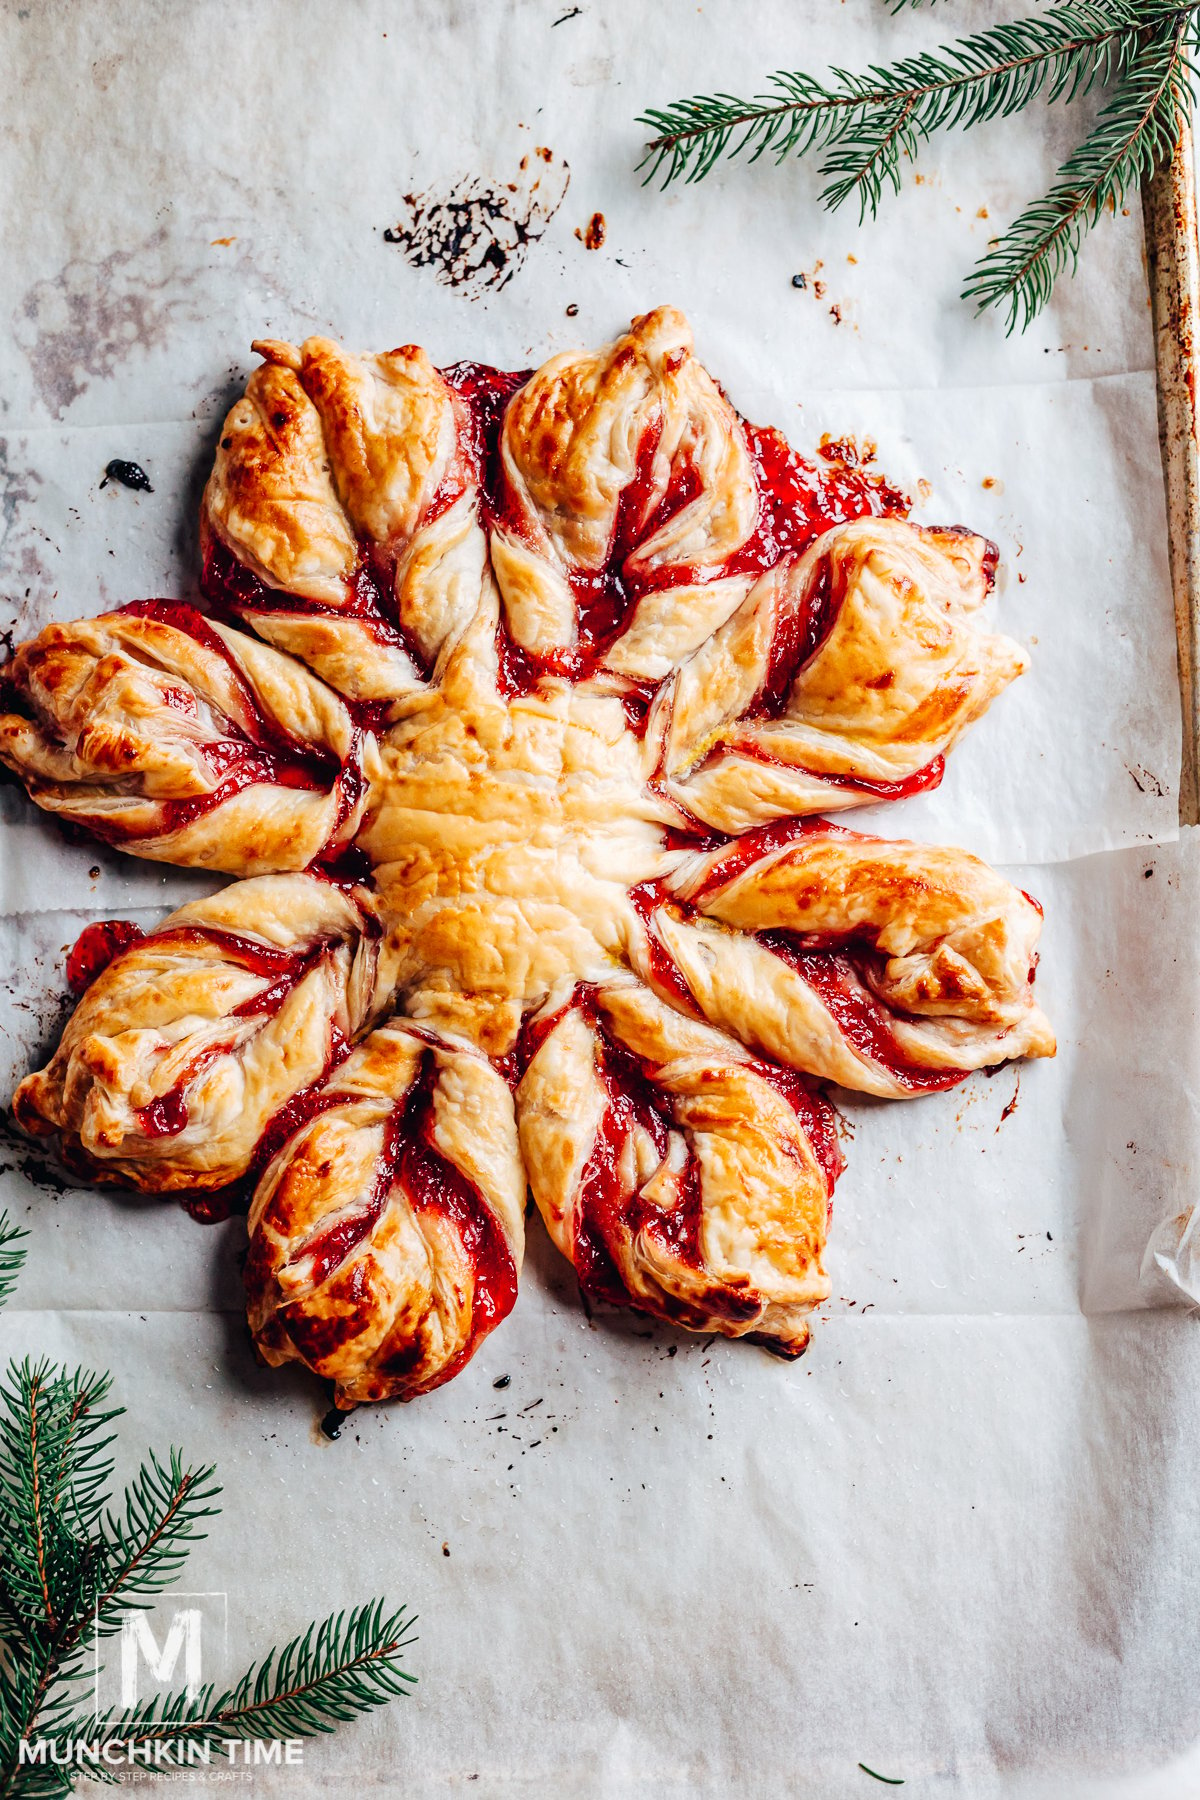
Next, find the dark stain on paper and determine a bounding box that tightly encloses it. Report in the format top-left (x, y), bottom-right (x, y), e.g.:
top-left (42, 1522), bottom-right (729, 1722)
top-left (0, 445), bottom-right (51, 634)
top-left (383, 151), bottom-right (570, 297)
top-left (14, 227), bottom-right (186, 417)
top-left (14, 224), bottom-right (299, 418)
top-left (100, 459), bottom-right (154, 493)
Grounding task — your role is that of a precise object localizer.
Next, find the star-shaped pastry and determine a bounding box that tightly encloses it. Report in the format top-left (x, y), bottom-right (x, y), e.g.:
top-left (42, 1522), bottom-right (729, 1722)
top-left (0, 308), bottom-right (1053, 1409)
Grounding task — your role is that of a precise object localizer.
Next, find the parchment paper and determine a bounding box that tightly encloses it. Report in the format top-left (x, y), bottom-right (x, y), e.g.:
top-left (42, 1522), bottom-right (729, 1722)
top-left (0, 2), bottom-right (1197, 1795)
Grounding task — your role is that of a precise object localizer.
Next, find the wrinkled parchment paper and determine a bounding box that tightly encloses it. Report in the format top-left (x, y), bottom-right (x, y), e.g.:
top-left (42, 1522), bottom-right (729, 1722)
top-left (0, 2), bottom-right (1197, 1794)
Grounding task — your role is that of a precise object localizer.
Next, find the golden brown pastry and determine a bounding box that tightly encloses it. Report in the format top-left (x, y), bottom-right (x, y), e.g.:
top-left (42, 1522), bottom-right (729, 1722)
top-left (201, 335), bottom-right (484, 703)
top-left (245, 1021), bottom-right (524, 1405)
top-left (0, 604), bottom-right (372, 873)
top-left (636, 821), bottom-right (1055, 1097)
top-left (492, 306), bottom-right (756, 670)
top-left (517, 981), bottom-right (838, 1353)
top-left (14, 876), bottom-right (391, 1191)
top-left (5, 308), bottom-right (1051, 1406)
top-left (654, 517), bottom-right (1028, 829)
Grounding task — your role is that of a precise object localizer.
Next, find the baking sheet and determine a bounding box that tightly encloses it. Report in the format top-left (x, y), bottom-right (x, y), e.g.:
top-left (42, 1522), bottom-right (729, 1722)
top-left (0, 1), bottom-right (1197, 1794)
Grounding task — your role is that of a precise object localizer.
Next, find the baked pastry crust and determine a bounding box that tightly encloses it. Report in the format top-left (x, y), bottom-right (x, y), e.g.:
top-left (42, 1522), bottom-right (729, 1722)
top-left (246, 1021), bottom-right (524, 1405)
top-left (0, 604), bottom-right (371, 873)
top-left (4, 308), bottom-right (1053, 1404)
top-left (13, 876), bottom-right (390, 1191)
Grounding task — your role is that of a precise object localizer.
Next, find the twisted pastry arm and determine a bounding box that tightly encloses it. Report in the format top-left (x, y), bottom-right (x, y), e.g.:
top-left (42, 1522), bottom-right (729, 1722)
top-left (516, 980), bottom-right (840, 1352)
top-left (201, 336), bottom-right (486, 701)
top-left (245, 1021), bottom-right (524, 1407)
top-left (14, 876), bottom-right (391, 1191)
top-left (627, 822), bottom-right (1055, 1097)
top-left (493, 305), bottom-right (758, 673)
top-left (654, 517), bottom-right (1027, 830)
top-left (0, 603), bottom-right (371, 873)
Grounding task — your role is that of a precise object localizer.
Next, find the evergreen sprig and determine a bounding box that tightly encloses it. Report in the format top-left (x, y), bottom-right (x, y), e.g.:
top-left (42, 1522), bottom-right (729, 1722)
top-left (637, 0), bottom-right (1200, 329)
top-left (0, 1214), bottom-right (415, 1796)
top-left (88, 1599), bottom-right (417, 1754)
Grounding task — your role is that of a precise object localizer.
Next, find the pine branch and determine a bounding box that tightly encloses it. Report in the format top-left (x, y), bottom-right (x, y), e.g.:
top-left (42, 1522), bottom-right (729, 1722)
top-left (0, 1219), bottom-right (28, 1315)
top-left (70, 1599), bottom-right (416, 1760)
top-left (965, 15), bottom-right (1198, 327)
top-left (92, 1451), bottom-right (221, 1636)
top-left (636, 0), bottom-right (1200, 326)
top-left (638, 3), bottom-right (1162, 195)
top-left (0, 1252), bottom-right (414, 1793)
top-left (0, 1363), bottom-right (117, 1636)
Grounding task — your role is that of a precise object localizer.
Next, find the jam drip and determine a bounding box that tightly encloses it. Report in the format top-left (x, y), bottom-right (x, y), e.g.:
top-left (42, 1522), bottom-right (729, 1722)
top-left (66, 920), bottom-right (146, 994)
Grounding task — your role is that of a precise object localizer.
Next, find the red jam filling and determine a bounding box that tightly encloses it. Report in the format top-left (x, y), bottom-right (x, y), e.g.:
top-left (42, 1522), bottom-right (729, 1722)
top-left (756, 933), bottom-right (964, 1094)
top-left (716, 735), bottom-right (946, 801)
top-left (74, 601), bottom-right (367, 852)
top-left (523, 987), bottom-right (840, 1322)
top-left (66, 919), bottom-right (145, 994)
top-left (199, 534), bottom-right (429, 719)
top-left (633, 840), bottom-right (971, 1094)
top-left (689, 816), bottom-right (860, 901)
top-left (203, 352), bottom-right (910, 728)
top-left (626, 881), bottom-right (701, 1017)
top-left (69, 922), bottom-right (352, 1157)
top-left (274, 1052), bottom-right (517, 1387)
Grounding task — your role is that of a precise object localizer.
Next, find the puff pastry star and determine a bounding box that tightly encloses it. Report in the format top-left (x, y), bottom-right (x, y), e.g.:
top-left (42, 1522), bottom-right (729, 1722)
top-left (1, 307), bottom-right (1053, 1408)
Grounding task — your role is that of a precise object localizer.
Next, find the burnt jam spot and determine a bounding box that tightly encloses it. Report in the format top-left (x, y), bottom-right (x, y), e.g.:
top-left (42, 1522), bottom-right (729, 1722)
top-left (577, 212), bottom-right (606, 251)
top-left (382, 156), bottom-right (570, 298)
top-left (101, 459), bottom-right (153, 493)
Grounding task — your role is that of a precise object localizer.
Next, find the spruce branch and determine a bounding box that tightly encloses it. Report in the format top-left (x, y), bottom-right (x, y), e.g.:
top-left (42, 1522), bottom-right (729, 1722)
top-left (0, 1232), bottom-right (413, 1794)
top-left (84, 1598), bottom-right (417, 1757)
top-left (965, 14), bottom-right (1198, 325)
top-left (92, 1450), bottom-right (220, 1636)
top-left (0, 1218), bottom-right (28, 1314)
top-left (639, 4), bottom-right (1159, 194)
top-left (0, 1362), bottom-right (117, 1635)
top-left (637, 0), bottom-right (1200, 327)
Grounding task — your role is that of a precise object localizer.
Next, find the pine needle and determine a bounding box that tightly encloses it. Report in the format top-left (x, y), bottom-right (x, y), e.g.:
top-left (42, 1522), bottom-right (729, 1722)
top-left (73, 1599), bottom-right (416, 1761)
top-left (636, 0), bottom-right (1200, 327)
top-left (0, 1217), bottom-right (28, 1314)
top-left (965, 15), bottom-right (1198, 327)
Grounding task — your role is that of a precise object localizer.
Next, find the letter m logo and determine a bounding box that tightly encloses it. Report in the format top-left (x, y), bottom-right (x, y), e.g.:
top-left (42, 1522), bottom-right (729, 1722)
top-left (120, 1608), bottom-right (203, 1706)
